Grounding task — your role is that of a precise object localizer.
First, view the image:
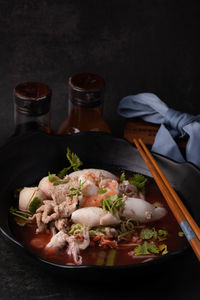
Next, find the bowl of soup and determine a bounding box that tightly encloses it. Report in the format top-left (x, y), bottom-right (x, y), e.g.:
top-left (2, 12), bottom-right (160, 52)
top-left (0, 132), bottom-right (199, 278)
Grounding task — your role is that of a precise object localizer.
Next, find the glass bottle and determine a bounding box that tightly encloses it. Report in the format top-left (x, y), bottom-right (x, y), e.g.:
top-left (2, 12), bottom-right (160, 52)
top-left (58, 73), bottom-right (110, 134)
top-left (13, 82), bottom-right (52, 135)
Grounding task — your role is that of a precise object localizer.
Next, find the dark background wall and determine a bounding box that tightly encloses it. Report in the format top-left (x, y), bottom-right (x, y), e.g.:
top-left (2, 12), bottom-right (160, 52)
top-left (0, 2), bottom-right (200, 299)
top-left (0, 0), bottom-right (200, 146)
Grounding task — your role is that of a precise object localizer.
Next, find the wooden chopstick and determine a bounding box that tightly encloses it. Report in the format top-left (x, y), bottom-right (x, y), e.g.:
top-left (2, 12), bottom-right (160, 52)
top-left (133, 138), bottom-right (200, 262)
top-left (138, 138), bottom-right (200, 240)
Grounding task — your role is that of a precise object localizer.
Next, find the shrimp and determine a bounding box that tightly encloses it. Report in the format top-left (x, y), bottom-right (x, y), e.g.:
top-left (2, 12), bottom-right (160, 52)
top-left (79, 173), bottom-right (119, 207)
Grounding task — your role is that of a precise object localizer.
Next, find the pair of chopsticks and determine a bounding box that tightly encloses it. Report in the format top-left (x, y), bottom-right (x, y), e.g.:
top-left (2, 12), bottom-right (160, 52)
top-left (134, 138), bottom-right (200, 262)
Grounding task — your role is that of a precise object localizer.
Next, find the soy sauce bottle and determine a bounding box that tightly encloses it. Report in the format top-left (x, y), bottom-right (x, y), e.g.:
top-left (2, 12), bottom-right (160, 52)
top-left (13, 82), bottom-right (52, 135)
top-left (58, 73), bottom-right (110, 134)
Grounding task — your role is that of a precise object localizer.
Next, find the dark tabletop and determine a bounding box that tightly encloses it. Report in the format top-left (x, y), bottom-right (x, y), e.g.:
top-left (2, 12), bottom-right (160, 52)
top-left (0, 238), bottom-right (199, 300)
top-left (0, 0), bottom-right (199, 299)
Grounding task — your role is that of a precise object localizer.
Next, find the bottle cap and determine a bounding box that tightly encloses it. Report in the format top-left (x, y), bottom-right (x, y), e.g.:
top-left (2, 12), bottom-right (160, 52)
top-left (68, 73), bottom-right (105, 107)
top-left (14, 82), bottom-right (52, 116)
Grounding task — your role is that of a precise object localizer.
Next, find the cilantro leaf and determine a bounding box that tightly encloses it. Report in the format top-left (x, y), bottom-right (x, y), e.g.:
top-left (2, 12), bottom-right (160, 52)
top-left (158, 229), bottom-right (168, 237)
top-left (129, 174), bottom-right (147, 195)
top-left (152, 227), bottom-right (158, 240)
top-left (157, 229), bottom-right (168, 241)
top-left (140, 228), bottom-right (154, 240)
top-left (120, 171), bottom-right (126, 183)
top-left (66, 147), bottom-right (83, 172)
top-left (134, 241), bottom-right (159, 255)
top-left (57, 167), bottom-right (70, 179)
top-left (58, 148), bottom-right (83, 178)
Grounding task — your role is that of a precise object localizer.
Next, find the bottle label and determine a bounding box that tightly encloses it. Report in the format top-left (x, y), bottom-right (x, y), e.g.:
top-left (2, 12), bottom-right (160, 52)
top-left (124, 119), bottom-right (159, 145)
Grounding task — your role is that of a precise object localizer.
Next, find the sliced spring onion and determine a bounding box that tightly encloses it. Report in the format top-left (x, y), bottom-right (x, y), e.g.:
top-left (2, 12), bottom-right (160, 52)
top-left (178, 231), bottom-right (184, 237)
top-left (101, 195), bottom-right (123, 217)
top-left (153, 202), bottom-right (162, 208)
top-left (96, 251), bottom-right (106, 266)
top-left (28, 197), bottom-right (41, 214)
top-left (48, 172), bottom-right (56, 182)
top-left (118, 230), bottom-right (135, 239)
top-left (11, 213), bottom-right (29, 221)
top-left (118, 243), bottom-right (139, 248)
top-left (14, 217), bottom-right (27, 226)
top-left (105, 249), bottom-right (117, 266)
top-left (10, 207), bottom-right (32, 220)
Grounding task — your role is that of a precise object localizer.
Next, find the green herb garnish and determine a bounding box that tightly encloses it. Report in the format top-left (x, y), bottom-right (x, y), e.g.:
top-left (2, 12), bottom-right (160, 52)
top-left (118, 230), bottom-right (135, 239)
top-left (158, 229), bottom-right (168, 237)
top-left (153, 202), bottom-right (162, 208)
top-left (48, 172), bottom-right (56, 182)
top-left (106, 249), bottom-right (117, 266)
top-left (101, 194), bottom-right (123, 218)
top-left (178, 231), bottom-right (184, 237)
top-left (10, 207), bottom-right (32, 220)
top-left (157, 229), bottom-right (168, 241)
top-left (89, 226), bottom-right (107, 236)
top-left (120, 171), bottom-right (126, 183)
top-left (120, 218), bottom-right (136, 233)
top-left (98, 188), bottom-right (107, 194)
top-left (140, 228), bottom-right (168, 241)
top-left (158, 244), bottom-right (168, 255)
top-left (140, 227), bottom-right (157, 240)
top-left (69, 180), bottom-right (84, 198)
top-left (58, 147), bottom-right (83, 178)
top-left (140, 228), bottom-right (155, 240)
top-left (53, 179), bottom-right (68, 186)
top-left (57, 168), bottom-right (69, 179)
top-left (10, 207), bottom-right (32, 226)
top-left (129, 174), bottom-right (147, 195)
top-left (96, 251), bottom-right (106, 266)
top-left (28, 197), bottom-right (41, 214)
top-left (134, 241), bottom-right (159, 255)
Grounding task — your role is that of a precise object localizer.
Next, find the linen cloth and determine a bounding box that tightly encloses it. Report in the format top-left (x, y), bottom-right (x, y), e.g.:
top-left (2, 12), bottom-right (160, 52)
top-left (118, 93), bottom-right (200, 168)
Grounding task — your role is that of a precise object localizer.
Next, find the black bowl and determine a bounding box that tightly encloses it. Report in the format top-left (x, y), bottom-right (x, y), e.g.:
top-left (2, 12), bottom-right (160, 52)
top-left (0, 131), bottom-right (199, 280)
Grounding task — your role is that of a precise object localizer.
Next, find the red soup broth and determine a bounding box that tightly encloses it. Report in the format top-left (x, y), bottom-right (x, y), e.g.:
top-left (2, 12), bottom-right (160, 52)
top-left (11, 177), bottom-right (187, 266)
